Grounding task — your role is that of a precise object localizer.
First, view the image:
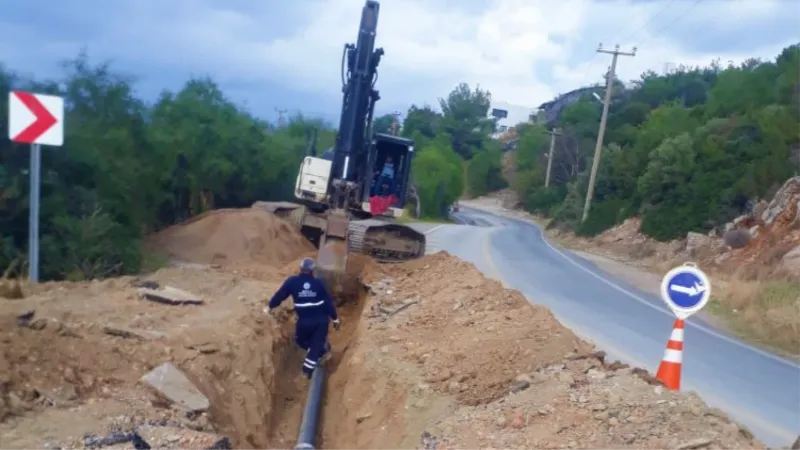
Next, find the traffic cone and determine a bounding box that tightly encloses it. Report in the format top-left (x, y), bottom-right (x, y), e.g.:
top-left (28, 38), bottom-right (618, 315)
top-left (656, 318), bottom-right (684, 390)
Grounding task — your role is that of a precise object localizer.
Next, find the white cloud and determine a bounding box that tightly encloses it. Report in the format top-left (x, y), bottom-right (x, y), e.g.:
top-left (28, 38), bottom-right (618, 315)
top-left (1, 0), bottom-right (796, 118)
top-left (232, 0), bottom-right (796, 111)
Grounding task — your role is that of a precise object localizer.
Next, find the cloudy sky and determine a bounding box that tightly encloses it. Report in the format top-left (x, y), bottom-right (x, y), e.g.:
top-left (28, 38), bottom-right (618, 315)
top-left (1, 0), bottom-right (797, 124)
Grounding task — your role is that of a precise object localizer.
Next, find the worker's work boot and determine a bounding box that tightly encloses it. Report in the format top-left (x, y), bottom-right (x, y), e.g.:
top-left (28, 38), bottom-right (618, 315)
top-left (321, 342), bottom-right (332, 362)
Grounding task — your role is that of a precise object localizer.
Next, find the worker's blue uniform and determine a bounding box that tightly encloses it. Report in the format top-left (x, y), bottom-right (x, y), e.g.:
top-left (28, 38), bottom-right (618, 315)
top-left (269, 273), bottom-right (338, 377)
top-left (379, 162), bottom-right (395, 196)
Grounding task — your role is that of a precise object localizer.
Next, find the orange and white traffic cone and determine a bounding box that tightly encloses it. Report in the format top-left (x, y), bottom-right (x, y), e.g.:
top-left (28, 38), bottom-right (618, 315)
top-left (656, 318), bottom-right (684, 390)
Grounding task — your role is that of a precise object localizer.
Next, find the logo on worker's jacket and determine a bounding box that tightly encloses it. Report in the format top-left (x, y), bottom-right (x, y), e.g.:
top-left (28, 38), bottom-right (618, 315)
top-left (299, 282), bottom-right (317, 298)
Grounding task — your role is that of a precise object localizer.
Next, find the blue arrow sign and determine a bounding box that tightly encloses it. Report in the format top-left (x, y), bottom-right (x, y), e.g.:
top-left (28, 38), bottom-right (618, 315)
top-left (659, 264), bottom-right (712, 318)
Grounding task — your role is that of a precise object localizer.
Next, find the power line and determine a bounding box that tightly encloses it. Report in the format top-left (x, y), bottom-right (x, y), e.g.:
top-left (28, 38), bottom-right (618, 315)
top-left (616, 0), bottom-right (680, 44)
top-left (633, 0), bottom-right (705, 49)
top-left (578, 0), bottom-right (703, 87)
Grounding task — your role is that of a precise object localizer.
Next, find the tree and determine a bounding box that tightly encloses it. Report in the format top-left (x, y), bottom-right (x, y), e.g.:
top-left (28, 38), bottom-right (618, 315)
top-left (401, 105), bottom-right (441, 142)
top-left (0, 53), bottom-right (329, 280)
top-left (508, 44), bottom-right (800, 241)
top-left (438, 83), bottom-right (494, 159)
top-left (466, 146), bottom-right (507, 198)
top-left (412, 134), bottom-right (464, 218)
top-left (373, 113), bottom-right (396, 134)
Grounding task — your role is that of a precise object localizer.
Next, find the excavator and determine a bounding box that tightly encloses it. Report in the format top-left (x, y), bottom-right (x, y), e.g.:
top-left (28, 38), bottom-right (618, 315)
top-left (255, 0), bottom-right (425, 302)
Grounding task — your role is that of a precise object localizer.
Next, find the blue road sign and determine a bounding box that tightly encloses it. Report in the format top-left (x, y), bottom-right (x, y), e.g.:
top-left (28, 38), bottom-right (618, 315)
top-left (659, 263), bottom-right (712, 318)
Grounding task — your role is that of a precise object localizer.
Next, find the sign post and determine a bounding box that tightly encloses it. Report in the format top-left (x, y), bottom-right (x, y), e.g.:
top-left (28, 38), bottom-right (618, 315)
top-left (660, 262), bottom-right (712, 319)
top-left (8, 91), bottom-right (64, 283)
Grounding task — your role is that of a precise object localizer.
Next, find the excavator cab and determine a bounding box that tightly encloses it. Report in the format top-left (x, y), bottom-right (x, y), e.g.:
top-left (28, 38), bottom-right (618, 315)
top-left (363, 133), bottom-right (415, 217)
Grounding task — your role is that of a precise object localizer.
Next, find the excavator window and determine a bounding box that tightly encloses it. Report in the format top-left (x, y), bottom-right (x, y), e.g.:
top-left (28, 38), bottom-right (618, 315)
top-left (372, 140), bottom-right (408, 202)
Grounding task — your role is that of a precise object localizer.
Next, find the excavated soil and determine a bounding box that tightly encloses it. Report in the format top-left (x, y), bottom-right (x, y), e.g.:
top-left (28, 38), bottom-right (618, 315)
top-left (317, 252), bottom-right (764, 449)
top-left (0, 208), bottom-right (767, 449)
top-left (148, 208), bottom-right (314, 268)
top-left (0, 267), bottom-right (293, 448)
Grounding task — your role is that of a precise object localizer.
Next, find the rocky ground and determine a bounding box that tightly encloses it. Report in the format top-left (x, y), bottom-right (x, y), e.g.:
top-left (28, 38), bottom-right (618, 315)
top-left (0, 208), bottom-right (775, 449)
top-left (339, 252), bottom-right (764, 450)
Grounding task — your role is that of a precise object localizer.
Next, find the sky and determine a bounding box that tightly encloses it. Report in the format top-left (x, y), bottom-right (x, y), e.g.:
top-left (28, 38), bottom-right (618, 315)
top-left (1, 0), bottom-right (797, 124)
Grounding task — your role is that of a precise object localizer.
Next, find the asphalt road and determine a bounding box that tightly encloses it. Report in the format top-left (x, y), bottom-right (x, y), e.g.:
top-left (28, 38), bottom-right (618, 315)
top-left (414, 206), bottom-right (800, 448)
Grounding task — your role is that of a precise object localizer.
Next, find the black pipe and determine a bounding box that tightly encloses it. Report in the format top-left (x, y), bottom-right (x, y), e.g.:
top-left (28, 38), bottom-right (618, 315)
top-left (294, 361), bottom-right (326, 450)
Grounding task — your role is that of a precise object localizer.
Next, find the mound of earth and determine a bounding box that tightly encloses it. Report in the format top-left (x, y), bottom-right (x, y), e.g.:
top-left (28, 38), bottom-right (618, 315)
top-left (319, 252), bottom-right (763, 450)
top-left (0, 248), bottom-right (763, 449)
top-left (0, 266), bottom-right (302, 449)
top-left (149, 209), bottom-right (314, 267)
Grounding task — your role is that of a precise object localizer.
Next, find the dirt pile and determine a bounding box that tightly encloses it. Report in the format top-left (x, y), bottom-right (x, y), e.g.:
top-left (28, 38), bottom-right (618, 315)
top-left (317, 252), bottom-right (763, 449)
top-left (148, 209), bottom-right (314, 268)
top-left (0, 266), bottom-right (304, 449)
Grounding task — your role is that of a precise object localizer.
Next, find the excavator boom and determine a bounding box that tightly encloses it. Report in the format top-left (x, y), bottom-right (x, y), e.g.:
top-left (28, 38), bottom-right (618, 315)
top-left (256, 0), bottom-right (425, 303)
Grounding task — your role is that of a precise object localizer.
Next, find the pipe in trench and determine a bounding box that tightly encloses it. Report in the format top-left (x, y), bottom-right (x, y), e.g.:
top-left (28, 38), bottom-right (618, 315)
top-left (294, 361), bottom-right (326, 450)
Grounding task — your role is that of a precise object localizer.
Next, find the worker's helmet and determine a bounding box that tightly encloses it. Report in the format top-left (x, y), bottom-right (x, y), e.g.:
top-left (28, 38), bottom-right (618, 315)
top-left (299, 257), bottom-right (316, 273)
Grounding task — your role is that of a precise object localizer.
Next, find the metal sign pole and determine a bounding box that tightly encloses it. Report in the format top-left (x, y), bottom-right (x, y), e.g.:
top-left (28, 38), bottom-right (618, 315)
top-left (28, 143), bottom-right (41, 283)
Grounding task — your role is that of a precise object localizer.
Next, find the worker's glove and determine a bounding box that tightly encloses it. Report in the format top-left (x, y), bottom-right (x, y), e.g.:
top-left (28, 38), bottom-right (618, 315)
top-left (332, 319), bottom-right (341, 331)
top-left (264, 306), bottom-right (275, 316)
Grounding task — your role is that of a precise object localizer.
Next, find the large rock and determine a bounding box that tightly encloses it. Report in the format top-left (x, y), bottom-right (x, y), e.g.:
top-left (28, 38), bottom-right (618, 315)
top-left (780, 245), bottom-right (800, 276)
top-left (685, 232), bottom-right (711, 255)
top-left (141, 362), bottom-right (209, 412)
top-left (83, 427), bottom-right (229, 450)
top-left (761, 177), bottom-right (800, 226)
top-left (723, 229), bottom-right (752, 249)
top-left (138, 286), bottom-right (203, 306)
top-left (752, 200), bottom-right (769, 222)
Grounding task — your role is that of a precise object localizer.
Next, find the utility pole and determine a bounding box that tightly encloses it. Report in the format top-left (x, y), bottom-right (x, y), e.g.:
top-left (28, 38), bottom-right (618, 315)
top-left (544, 128), bottom-right (561, 188)
top-left (582, 43), bottom-right (636, 222)
top-left (390, 111), bottom-right (401, 136)
top-left (274, 107), bottom-right (288, 127)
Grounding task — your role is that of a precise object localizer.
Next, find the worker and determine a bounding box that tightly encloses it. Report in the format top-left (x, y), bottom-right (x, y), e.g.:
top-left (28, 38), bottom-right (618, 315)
top-left (267, 257), bottom-right (341, 378)
top-left (370, 169), bottom-right (380, 196)
top-left (379, 156), bottom-right (395, 196)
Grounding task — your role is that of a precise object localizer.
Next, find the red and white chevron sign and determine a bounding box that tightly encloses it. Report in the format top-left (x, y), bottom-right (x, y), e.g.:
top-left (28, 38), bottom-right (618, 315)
top-left (8, 90), bottom-right (64, 146)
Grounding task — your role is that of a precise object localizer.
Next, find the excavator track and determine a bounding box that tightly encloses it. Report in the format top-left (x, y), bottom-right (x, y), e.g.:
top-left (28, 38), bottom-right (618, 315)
top-left (253, 201), bottom-right (426, 262)
top-left (347, 218), bottom-right (426, 262)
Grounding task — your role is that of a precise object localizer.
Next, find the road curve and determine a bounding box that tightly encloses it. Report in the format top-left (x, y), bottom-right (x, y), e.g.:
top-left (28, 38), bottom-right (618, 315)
top-left (416, 206), bottom-right (800, 448)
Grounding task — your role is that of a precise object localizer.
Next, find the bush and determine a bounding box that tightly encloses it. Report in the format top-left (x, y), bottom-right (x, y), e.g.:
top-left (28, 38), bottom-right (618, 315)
top-left (466, 149), bottom-right (507, 197)
top-left (412, 135), bottom-right (464, 218)
top-left (575, 198), bottom-right (633, 237)
top-left (522, 186), bottom-right (566, 215)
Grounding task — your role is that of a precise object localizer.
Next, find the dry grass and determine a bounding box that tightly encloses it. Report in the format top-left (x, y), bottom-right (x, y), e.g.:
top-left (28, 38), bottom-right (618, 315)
top-left (713, 271), bottom-right (800, 355)
top-left (548, 230), bottom-right (800, 356)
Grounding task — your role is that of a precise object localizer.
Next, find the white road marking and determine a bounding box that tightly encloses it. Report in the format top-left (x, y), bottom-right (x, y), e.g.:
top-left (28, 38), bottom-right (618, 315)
top-left (424, 224), bottom-right (445, 235)
top-left (534, 222), bottom-right (799, 368)
top-left (476, 220), bottom-right (797, 444)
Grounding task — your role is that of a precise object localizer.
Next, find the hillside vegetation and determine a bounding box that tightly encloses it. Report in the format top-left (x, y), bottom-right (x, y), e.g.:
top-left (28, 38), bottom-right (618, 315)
top-left (511, 44), bottom-right (799, 241)
top-left (0, 54), bottom-right (506, 282)
top-left (392, 82), bottom-right (508, 217)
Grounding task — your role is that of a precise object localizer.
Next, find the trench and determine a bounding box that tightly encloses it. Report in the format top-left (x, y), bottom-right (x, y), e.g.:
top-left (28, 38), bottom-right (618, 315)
top-left (268, 281), bottom-right (370, 450)
top-left (199, 255), bottom-right (379, 450)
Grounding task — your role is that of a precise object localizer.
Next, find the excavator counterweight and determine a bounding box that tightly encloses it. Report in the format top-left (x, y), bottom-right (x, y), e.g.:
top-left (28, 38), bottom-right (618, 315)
top-left (255, 0), bottom-right (425, 303)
